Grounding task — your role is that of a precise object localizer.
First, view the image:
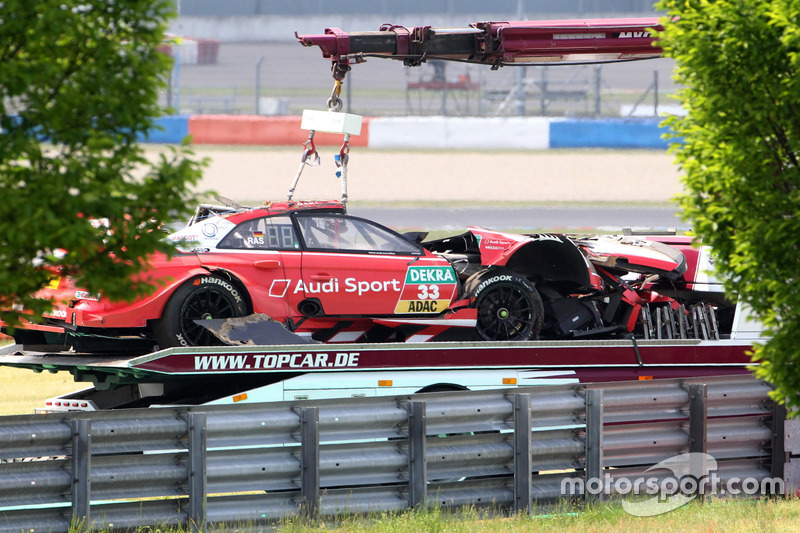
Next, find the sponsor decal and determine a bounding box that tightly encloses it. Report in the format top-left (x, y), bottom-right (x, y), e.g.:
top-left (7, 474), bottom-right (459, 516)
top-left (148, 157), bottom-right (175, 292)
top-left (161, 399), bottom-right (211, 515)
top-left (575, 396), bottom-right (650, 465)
top-left (292, 277), bottom-right (402, 296)
top-left (345, 278), bottom-right (402, 296)
top-left (194, 277), bottom-right (243, 304)
top-left (473, 274), bottom-right (514, 298)
top-left (47, 277), bottom-right (61, 290)
top-left (43, 309), bottom-right (67, 319)
top-left (273, 266), bottom-right (456, 314)
top-left (171, 218), bottom-right (235, 251)
top-left (194, 351), bottom-right (360, 371)
top-left (269, 279), bottom-right (291, 298)
top-left (481, 239), bottom-right (511, 251)
top-left (394, 265), bottom-right (457, 314)
top-left (405, 266), bottom-right (455, 284)
top-left (202, 223), bottom-right (218, 237)
top-left (169, 234), bottom-right (200, 242)
top-left (74, 290), bottom-right (100, 301)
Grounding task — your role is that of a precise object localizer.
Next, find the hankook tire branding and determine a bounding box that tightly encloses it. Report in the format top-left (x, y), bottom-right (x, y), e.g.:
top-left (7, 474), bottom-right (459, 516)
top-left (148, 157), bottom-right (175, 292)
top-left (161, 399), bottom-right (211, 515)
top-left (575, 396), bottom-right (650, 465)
top-left (196, 277), bottom-right (243, 304)
top-left (474, 274), bottom-right (514, 297)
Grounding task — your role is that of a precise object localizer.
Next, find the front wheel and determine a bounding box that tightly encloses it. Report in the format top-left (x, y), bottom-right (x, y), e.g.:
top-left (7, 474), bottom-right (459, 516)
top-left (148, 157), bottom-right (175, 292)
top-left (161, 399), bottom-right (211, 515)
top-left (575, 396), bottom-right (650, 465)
top-left (469, 270), bottom-right (543, 341)
top-left (154, 275), bottom-right (248, 348)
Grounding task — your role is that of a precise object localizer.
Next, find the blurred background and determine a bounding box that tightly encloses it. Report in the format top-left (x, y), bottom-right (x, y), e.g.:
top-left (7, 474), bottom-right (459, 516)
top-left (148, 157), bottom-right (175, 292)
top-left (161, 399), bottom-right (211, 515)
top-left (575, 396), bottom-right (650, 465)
top-left (163, 1), bottom-right (680, 119)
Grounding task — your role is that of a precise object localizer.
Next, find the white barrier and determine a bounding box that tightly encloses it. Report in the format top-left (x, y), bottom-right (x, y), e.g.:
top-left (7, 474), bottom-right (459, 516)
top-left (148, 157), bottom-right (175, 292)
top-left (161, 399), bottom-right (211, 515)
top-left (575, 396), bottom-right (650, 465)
top-left (368, 116), bottom-right (551, 150)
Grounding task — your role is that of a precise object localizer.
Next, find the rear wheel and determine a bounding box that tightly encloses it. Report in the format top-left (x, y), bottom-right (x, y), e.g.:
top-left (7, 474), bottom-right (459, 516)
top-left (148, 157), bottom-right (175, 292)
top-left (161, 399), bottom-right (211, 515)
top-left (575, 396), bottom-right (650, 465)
top-left (154, 275), bottom-right (248, 348)
top-left (469, 270), bottom-right (543, 341)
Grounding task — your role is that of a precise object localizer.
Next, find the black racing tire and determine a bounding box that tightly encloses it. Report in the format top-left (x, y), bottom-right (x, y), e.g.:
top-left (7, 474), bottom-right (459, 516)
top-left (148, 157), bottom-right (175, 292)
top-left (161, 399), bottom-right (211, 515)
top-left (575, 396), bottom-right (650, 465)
top-left (468, 269), bottom-right (544, 341)
top-left (415, 383), bottom-right (469, 394)
top-left (154, 275), bottom-right (248, 348)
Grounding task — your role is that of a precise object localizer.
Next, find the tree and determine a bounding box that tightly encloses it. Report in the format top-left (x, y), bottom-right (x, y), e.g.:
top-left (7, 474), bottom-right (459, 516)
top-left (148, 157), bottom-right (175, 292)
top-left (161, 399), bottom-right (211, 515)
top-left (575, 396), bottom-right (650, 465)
top-left (656, 0), bottom-right (800, 408)
top-left (0, 0), bottom-right (205, 327)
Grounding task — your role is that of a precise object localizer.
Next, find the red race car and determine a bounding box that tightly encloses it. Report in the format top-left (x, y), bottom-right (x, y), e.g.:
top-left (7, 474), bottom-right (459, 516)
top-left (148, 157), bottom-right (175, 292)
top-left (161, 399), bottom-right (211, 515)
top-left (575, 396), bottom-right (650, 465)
top-left (3, 199), bottom-right (734, 352)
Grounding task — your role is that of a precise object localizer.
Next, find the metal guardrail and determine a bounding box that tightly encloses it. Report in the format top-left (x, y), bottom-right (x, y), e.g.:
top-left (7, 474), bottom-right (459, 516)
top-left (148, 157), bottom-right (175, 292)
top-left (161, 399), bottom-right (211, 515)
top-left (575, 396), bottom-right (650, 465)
top-left (0, 374), bottom-right (794, 532)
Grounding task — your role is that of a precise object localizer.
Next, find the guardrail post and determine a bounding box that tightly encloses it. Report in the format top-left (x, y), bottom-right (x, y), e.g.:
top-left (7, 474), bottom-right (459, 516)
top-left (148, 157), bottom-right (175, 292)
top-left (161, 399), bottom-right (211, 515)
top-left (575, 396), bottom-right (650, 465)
top-left (71, 418), bottom-right (91, 528)
top-left (585, 389), bottom-right (604, 504)
top-left (513, 393), bottom-right (533, 514)
top-left (770, 401), bottom-right (787, 495)
top-left (187, 412), bottom-right (207, 532)
top-left (688, 384), bottom-right (708, 454)
top-left (407, 401), bottom-right (427, 508)
top-left (688, 384), bottom-right (708, 502)
top-left (300, 407), bottom-right (320, 519)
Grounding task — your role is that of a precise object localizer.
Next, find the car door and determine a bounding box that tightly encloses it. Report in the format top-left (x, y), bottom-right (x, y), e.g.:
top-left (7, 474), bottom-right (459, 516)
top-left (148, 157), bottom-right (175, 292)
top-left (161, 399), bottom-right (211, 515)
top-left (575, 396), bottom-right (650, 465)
top-left (212, 215), bottom-right (301, 321)
top-left (293, 213), bottom-right (457, 316)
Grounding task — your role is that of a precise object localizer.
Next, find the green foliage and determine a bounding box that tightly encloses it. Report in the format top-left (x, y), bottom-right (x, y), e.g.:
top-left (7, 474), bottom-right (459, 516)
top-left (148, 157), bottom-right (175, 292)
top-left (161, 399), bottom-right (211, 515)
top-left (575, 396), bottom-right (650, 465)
top-left (656, 0), bottom-right (800, 407)
top-left (0, 1), bottom-right (205, 325)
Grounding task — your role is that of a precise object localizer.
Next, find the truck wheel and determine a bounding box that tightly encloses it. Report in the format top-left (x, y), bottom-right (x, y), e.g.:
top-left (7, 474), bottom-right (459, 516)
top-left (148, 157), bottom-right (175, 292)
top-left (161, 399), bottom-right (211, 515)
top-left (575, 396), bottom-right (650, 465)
top-left (469, 270), bottom-right (543, 341)
top-left (154, 275), bottom-right (248, 348)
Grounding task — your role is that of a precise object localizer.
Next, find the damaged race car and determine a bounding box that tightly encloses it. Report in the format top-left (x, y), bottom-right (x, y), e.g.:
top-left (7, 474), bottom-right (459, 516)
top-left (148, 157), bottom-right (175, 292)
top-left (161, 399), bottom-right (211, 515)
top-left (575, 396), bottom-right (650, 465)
top-left (3, 199), bottom-right (734, 353)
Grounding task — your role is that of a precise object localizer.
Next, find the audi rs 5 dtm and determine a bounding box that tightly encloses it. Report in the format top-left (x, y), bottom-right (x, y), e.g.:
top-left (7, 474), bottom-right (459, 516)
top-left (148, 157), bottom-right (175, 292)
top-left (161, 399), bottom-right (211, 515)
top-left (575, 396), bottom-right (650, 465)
top-left (2, 199), bottom-right (733, 353)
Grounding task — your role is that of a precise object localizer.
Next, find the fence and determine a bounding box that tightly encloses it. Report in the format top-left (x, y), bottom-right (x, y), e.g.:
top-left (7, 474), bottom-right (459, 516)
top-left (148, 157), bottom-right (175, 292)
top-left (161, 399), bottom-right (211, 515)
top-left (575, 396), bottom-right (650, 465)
top-left (0, 374), bottom-right (795, 532)
top-left (169, 60), bottom-right (672, 119)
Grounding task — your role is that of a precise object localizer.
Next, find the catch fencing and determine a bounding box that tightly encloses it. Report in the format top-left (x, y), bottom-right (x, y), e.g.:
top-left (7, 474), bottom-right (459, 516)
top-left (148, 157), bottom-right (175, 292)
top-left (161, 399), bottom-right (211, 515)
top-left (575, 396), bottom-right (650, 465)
top-left (0, 374), bottom-right (795, 532)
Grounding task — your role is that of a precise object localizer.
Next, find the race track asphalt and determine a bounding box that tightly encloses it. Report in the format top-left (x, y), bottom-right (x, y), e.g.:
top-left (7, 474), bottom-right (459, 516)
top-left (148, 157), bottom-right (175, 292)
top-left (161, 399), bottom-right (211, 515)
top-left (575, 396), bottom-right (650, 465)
top-left (349, 204), bottom-right (685, 233)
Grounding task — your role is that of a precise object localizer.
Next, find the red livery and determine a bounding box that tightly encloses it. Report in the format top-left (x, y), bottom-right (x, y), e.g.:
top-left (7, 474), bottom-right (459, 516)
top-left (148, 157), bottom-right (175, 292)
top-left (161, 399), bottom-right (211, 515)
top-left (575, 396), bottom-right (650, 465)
top-left (3, 199), bottom-right (739, 353)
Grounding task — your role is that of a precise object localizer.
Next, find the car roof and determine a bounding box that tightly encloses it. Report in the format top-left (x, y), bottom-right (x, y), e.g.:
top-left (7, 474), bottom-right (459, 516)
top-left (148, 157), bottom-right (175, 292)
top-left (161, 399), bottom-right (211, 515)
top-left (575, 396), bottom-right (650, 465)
top-left (224, 200), bottom-right (346, 223)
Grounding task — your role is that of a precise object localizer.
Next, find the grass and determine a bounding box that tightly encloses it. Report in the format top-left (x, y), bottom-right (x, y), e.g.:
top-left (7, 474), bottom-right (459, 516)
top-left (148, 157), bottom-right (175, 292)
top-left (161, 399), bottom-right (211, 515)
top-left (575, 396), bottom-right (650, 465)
top-left (273, 499), bottom-right (800, 533)
top-left (54, 498), bottom-right (800, 532)
top-left (0, 337), bottom-right (79, 416)
top-left (0, 365), bottom-right (79, 416)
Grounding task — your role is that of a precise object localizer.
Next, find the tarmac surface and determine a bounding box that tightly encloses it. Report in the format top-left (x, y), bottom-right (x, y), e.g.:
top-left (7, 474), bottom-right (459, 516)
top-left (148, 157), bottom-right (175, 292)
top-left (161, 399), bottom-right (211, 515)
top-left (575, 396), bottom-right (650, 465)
top-left (348, 204), bottom-right (685, 233)
top-left (148, 145), bottom-right (686, 233)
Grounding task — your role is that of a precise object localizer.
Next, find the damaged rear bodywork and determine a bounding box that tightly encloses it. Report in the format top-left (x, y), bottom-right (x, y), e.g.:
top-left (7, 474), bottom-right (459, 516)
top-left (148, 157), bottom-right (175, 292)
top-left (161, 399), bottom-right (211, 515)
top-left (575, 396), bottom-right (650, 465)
top-left (421, 227), bottom-right (731, 342)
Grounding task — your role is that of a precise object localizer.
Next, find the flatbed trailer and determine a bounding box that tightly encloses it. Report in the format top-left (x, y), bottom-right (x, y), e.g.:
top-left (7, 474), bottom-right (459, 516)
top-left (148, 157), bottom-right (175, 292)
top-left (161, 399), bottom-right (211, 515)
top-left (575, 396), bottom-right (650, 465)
top-left (0, 327), bottom-right (758, 411)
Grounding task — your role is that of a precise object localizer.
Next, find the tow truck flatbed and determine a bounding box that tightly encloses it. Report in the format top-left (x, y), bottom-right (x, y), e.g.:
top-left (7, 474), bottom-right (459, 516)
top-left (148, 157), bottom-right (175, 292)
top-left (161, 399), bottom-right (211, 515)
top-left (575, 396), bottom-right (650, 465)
top-left (1, 336), bottom-right (753, 381)
top-left (1, 322), bottom-right (760, 411)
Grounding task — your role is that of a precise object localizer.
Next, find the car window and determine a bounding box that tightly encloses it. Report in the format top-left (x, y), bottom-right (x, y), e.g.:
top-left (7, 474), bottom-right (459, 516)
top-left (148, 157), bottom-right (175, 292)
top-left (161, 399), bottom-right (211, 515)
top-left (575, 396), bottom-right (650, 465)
top-left (296, 214), bottom-right (420, 254)
top-left (218, 216), bottom-right (300, 250)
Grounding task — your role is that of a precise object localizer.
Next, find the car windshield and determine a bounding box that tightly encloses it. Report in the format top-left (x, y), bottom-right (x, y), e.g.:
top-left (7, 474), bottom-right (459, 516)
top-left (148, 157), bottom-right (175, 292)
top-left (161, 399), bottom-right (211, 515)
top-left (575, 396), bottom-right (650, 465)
top-left (295, 214), bottom-right (421, 254)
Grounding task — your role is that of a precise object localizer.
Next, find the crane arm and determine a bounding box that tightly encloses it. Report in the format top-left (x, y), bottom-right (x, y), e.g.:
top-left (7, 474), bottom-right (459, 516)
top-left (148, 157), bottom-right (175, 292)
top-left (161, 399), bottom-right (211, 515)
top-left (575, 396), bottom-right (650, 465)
top-left (296, 17), bottom-right (664, 80)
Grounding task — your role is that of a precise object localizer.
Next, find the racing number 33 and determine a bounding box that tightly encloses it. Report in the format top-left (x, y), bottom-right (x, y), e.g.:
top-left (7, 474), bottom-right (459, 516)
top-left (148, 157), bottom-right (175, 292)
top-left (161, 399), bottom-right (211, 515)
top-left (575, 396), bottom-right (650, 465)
top-left (395, 266), bottom-right (457, 314)
top-left (418, 284), bottom-right (440, 300)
